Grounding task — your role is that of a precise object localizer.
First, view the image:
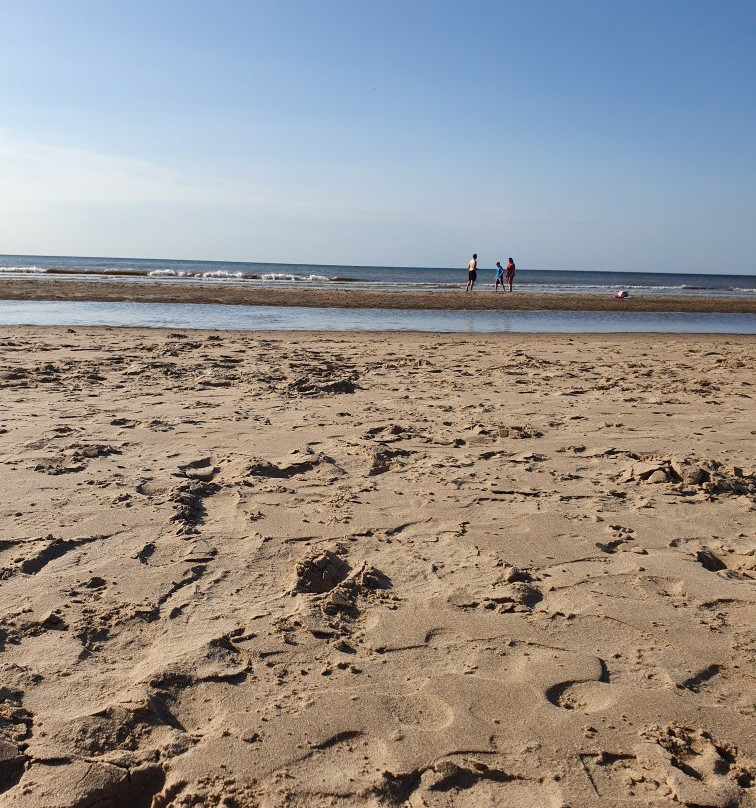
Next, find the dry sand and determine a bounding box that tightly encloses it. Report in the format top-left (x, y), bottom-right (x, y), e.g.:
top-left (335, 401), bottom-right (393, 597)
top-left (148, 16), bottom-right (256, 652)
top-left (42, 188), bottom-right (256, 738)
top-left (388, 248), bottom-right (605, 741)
top-left (0, 326), bottom-right (754, 807)
top-left (3, 276), bottom-right (756, 312)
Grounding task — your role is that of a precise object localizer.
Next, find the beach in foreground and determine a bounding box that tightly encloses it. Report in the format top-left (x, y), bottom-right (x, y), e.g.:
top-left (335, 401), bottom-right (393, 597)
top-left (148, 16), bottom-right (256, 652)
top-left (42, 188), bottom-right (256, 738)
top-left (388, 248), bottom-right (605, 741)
top-left (3, 276), bottom-right (756, 313)
top-left (0, 326), bottom-right (754, 807)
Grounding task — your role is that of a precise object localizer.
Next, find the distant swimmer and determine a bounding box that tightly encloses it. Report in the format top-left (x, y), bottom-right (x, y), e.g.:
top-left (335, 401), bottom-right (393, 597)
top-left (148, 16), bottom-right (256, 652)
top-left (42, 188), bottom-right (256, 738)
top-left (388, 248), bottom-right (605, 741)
top-left (466, 254), bottom-right (478, 292)
top-left (506, 257), bottom-right (516, 292)
top-left (494, 261), bottom-right (505, 291)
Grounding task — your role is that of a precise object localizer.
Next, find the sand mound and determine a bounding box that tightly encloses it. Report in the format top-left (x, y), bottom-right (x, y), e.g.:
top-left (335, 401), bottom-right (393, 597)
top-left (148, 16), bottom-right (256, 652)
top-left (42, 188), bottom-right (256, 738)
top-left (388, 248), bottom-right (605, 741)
top-left (293, 549), bottom-right (351, 595)
top-left (620, 455), bottom-right (755, 495)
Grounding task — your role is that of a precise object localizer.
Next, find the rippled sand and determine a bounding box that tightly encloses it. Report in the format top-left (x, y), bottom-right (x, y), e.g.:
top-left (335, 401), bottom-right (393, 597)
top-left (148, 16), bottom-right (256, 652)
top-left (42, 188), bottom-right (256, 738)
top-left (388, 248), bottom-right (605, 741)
top-left (0, 327), bottom-right (754, 807)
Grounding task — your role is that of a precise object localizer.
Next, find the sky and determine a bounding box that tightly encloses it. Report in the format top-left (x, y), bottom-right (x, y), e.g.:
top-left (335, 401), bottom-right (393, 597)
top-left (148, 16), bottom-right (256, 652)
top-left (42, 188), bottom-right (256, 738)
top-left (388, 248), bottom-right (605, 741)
top-left (0, 0), bottom-right (754, 273)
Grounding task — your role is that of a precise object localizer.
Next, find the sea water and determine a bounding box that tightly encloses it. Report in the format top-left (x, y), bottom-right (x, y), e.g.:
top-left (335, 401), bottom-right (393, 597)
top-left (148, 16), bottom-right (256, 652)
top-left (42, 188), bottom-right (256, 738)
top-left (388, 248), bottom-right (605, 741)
top-left (0, 300), bottom-right (754, 334)
top-left (1, 254), bottom-right (754, 298)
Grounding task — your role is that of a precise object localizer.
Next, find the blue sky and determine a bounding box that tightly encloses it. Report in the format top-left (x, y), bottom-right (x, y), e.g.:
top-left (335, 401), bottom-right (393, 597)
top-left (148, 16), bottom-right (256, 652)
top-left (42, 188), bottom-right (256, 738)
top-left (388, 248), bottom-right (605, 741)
top-left (0, 0), bottom-right (754, 272)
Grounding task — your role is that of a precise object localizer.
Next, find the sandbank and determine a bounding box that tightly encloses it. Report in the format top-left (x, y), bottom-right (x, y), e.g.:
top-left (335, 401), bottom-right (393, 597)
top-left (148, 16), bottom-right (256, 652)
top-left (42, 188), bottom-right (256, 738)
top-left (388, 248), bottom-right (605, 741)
top-left (2, 276), bottom-right (756, 312)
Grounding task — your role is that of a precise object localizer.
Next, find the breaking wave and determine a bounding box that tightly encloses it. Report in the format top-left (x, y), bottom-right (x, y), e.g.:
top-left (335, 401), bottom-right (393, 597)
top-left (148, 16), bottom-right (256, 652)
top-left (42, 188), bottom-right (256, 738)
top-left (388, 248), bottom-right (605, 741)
top-left (260, 272), bottom-right (334, 283)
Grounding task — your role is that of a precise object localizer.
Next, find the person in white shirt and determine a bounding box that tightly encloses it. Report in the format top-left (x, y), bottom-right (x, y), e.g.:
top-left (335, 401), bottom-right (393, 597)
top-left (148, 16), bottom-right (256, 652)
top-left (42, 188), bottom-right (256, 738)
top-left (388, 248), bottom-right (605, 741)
top-left (466, 253), bottom-right (478, 292)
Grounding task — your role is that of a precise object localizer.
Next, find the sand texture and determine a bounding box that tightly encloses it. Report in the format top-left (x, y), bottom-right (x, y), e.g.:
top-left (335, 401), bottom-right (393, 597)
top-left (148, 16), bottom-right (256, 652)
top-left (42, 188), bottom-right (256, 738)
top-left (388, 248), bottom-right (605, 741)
top-left (0, 326), bottom-right (754, 807)
top-left (3, 276), bottom-right (756, 312)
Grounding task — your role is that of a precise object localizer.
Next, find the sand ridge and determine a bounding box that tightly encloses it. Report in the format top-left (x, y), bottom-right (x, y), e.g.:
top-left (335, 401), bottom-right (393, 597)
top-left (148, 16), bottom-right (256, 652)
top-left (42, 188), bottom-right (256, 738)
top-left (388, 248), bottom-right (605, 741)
top-left (0, 327), bottom-right (754, 807)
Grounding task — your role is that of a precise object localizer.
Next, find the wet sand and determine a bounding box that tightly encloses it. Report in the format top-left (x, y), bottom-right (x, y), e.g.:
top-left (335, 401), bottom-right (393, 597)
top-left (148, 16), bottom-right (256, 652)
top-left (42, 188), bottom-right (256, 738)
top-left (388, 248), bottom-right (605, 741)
top-left (2, 276), bottom-right (756, 313)
top-left (0, 326), bottom-right (754, 807)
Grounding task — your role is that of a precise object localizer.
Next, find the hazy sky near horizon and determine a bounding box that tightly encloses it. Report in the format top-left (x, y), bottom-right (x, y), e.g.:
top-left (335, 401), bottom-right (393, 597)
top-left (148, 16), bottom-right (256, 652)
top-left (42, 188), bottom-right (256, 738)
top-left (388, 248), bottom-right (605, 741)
top-left (1, 0), bottom-right (754, 273)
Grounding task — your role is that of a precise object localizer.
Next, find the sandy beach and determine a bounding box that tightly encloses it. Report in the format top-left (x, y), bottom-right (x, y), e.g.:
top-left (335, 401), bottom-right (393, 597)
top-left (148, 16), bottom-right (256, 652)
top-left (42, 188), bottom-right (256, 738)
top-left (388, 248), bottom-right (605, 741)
top-left (3, 276), bottom-right (756, 313)
top-left (0, 325), bottom-right (754, 807)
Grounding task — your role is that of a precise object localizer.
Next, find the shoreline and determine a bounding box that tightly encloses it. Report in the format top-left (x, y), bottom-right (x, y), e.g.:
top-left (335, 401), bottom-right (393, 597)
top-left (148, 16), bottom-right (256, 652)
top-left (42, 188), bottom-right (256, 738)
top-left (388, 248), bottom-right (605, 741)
top-left (2, 277), bottom-right (756, 313)
top-left (5, 324), bottom-right (756, 342)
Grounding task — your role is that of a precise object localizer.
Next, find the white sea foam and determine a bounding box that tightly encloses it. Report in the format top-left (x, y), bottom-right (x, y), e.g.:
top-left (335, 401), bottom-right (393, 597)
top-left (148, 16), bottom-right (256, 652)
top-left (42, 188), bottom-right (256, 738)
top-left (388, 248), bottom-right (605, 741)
top-left (0, 266), bottom-right (48, 273)
top-left (261, 272), bottom-right (332, 282)
top-left (200, 270), bottom-right (244, 279)
top-left (148, 269), bottom-right (192, 277)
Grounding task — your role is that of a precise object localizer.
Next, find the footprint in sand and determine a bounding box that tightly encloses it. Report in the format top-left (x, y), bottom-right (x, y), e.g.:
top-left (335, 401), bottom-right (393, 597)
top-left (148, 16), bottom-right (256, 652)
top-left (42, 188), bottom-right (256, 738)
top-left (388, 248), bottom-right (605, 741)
top-left (177, 456), bottom-right (219, 482)
top-left (635, 723), bottom-right (755, 807)
top-left (403, 760), bottom-right (565, 808)
top-left (545, 680), bottom-right (615, 713)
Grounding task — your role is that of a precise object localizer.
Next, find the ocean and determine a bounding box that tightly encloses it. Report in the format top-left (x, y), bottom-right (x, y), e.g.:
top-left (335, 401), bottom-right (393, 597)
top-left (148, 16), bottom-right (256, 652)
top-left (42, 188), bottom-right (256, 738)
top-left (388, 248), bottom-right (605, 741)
top-left (1, 254), bottom-right (755, 298)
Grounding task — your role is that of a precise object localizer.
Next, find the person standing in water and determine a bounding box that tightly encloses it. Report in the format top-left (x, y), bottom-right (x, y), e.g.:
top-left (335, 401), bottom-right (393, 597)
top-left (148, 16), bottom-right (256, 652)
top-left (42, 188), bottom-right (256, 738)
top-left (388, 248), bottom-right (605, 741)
top-left (494, 261), bottom-right (505, 291)
top-left (505, 257), bottom-right (516, 292)
top-left (466, 253), bottom-right (478, 292)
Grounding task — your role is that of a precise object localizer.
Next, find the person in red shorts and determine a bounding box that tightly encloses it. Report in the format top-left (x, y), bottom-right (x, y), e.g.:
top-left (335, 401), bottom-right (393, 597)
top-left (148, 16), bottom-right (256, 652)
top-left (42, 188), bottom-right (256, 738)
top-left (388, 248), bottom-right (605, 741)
top-left (505, 257), bottom-right (516, 292)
